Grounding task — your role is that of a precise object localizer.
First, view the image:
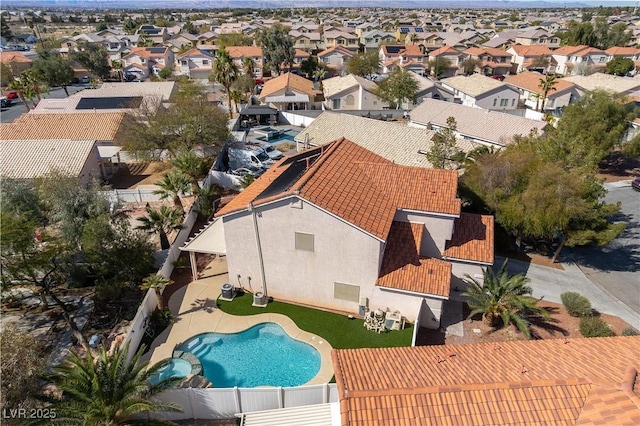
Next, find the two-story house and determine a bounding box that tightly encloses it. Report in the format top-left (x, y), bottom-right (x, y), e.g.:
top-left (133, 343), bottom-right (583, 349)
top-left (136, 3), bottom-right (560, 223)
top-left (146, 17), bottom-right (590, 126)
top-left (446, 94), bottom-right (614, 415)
top-left (322, 74), bottom-right (386, 110)
top-left (552, 45), bottom-right (608, 75)
top-left (514, 28), bottom-right (561, 49)
top-left (505, 71), bottom-right (580, 115)
top-left (289, 30), bottom-right (323, 52)
top-left (463, 47), bottom-right (513, 76)
top-left (360, 30), bottom-right (396, 53)
top-left (175, 48), bottom-right (214, 80)
top-left (507, 44), bottom-right (556, 74)
top-left (427, 45), bottom-right (466, 79)
top-left (317, 45), bottom-right (354, 77)
top-left (226, 46), bottom-right (264, 78)
top-left (384, 44), bottom-right (427, 75)
top-left (258, 72), bottom-right (317, 111)
top-left (323, 30), bottom-right (360, 53)
top-left (135, 25), bottom-right (169, 45)
top-left (439, 74), bottom-right (520, 110)
top-left (605, 46), bottom-right (640, 70)
top-left (122, 47), bottom-right (175, 80)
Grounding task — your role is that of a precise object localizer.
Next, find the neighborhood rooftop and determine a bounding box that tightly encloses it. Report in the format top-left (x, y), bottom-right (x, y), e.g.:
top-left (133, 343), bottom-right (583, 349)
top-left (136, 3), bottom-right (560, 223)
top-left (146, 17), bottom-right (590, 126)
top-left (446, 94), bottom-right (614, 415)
top-left (0, 112), bottom-right (125, 140)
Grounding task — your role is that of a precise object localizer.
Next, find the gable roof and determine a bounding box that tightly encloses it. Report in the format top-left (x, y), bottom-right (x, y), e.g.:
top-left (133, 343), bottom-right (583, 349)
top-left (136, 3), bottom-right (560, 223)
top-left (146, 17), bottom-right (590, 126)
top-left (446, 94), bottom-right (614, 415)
top-left (0, 112), bottom-right (125, 141)
top-left (562, 73), bottom-right (640, 94)
top-left (505, 71), bottom-right (576, 96)
top-left (0, 139), bottom-right (96, 179)
top-left (217, 138), bottom-right (460, 241)
top-left (0, 51), bottom-right (33, 64)
top-left (259, 72), bottom-right (315, 99)
top-left (465, 46), bottom-right (512, 57)
top-left (429, 45), bottom-right (463, 57)
top-left (177, 47), bottom-right (213, 60)
top-left (410, 99), bottom-right (547, 146)
top-left (332, 336), bottom-right (640, 426)
top-left (225, 45), bottom-right (263, 58)
top-left (317, 45), bottom-right (354, 58)
top-left (124, 47), bottom-right (170, 59)
top-left (443, 213), bottom-right (494, 264)
top-left (606, 46), bottom-right (640, 56)
top-left (322, 74), bottom-right (378, 97)
top-left (440, 74), bottom-right (512, 98)
top-left (509, 44), bottom-right (553, 56)
top-left (553, 44), bottom-right (605, 56)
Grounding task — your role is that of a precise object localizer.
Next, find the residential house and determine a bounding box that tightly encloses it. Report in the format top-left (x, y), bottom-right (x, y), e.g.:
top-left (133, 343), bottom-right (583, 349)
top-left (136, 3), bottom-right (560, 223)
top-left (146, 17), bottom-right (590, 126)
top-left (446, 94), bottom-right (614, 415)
top-left (386, 44), bottom-right (428, 76)
top-left (605, 46), bottom-right (640, 70)
top-left (419, 33), bottom-right (446, 53)
top-left (331, 336), bottom-right (640, 425)
top-left (317, 46), bottom-right (354, 77)
top-left (290, 22), bottom-right (321, 33)
top-left (360, 30), bottom-right (396, 53)
top-left (122, 46), bottom-right (175, 79)
top-left (196, 31), bottom-right (218, 46)
top-left (394, 25), bottom-right (425, 42)
top-left (168, 33), bottom-right (198, 53)
top-left (0, 51), bottom-right (32, 84)
top-left (289, 30), bottom-right (323, 52)
top-left (379, 45), bottom-right (406, 70)
top-left (322, 74), bottom-right (386, 110)
top-left (427, 46), bottom-right (465, 79)
top-left (102, 34), bottom-right (138, 62)
top-left (439, 74), bottom-right (521, 110)
top-left (409, 72), bottom-right (456, 106)
top-left (176, 48), bottom-right (215, 80)
top-left (481, 29), bottom-right (520, 50)
top-left (409, 98), bottom-right (547, 148)
top-left (59, 33), bottom-right (105, 53)
top-left (258, 72), bottom-right (317, 111)
top-left (323, 30), bottom-right (360, 53)
top-left (552, 45), bottom-right (608, 75)
top-left (135, 25), bottom-right (169, 45)
top-left (505, 71), bottom-right (580, 114)
top-left (292, 49), bottom-right (311, 71)
top-left (514, 28), bottom-right (561, 49)
top-left (226, 46), bottom-right (264, 78)
top-left (463, 47), bottom-right (513, 77)
top-left (507, 44), bottom-right (556, 74)
top-left (216, 138), bottom-right (494, 328)
top-left (563, 73), bottom-right (640, 99)
top-left (354, 22), bottom-right (380, 39)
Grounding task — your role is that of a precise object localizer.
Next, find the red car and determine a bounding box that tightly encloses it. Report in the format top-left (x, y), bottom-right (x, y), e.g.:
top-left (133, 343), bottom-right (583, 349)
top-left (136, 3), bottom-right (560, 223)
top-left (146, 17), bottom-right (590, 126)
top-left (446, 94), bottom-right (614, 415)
top-left (5, 91), bottom-right (18, 100)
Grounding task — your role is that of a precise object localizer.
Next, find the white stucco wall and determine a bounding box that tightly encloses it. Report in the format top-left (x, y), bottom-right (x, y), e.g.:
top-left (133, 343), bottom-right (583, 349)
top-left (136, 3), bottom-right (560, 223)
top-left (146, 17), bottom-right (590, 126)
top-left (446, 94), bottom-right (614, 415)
top-left (393, 211), bottom-right (456, 257)
top-left (448, 261), bottom-right (486, 294)
top-left (475, 87), bottom-right (520, 110)
top-left (368, 286), bottom-right (444, 327)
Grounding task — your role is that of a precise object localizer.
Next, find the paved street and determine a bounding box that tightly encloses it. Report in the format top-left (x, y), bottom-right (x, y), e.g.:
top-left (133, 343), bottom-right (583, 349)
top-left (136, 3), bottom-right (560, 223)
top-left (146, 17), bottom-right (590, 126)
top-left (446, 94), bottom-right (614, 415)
top-left (1, 85), bottom-right (86, 123)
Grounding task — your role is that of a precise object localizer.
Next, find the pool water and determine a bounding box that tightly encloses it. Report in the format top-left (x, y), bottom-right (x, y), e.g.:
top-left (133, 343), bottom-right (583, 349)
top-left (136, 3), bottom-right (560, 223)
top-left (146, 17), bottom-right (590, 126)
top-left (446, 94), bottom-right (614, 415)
top-left (178, 323), bottom-right (320, 388)
top-left (151, 358), bottom-right (191, 384)
top-left (255, 131), bottom-right (299, 145)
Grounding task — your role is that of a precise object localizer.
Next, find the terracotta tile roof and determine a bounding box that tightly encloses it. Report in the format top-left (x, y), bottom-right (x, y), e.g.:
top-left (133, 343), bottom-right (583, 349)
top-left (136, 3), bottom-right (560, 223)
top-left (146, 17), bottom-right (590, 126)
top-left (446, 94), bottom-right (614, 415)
top-left (399, 44), bottom-right (424, 57)
top-left (505, 71), bottom-right (575, 97)
top-left (376, 221), bottom-right (452, 297)
top-left (294, 48), bottom-right (310, 59)
top-left (465, 46), bottom-right (512, 57)
top-left (0, 51), bottom-right (33, 64)
top-left (0, 112), bottom-right (125, 141)
top-left (606, 46), bottom-right (640, 56)
top-left (317, 45), bottom-right (354, 58)
top-left (217, 139), bottom-right (461, 241)
top-left (429, 45), bottom-right (463, 57)
top-left (443, 213), bottom-right (494, 264)
top-left (553, 45), bottom-right (604, 56)
top-left (259, 72), bottom-right (315, 99)
top-left (225, 45), bottom-right (263, 59)
top-left (509, 44), bottom-right (553, 56)
top-left (332, 336), bottom-right (640, 426)
top-left (124, 46), bottom-right (170, 59)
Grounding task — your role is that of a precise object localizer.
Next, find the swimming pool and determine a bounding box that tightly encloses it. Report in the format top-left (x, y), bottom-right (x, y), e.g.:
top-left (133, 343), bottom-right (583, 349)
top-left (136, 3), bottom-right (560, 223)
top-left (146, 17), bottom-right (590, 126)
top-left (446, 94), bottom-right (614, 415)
top-left (255, 131), bottom-right (299, 145)
top-left (151, 358), bottom-right (192, 384)
top-left (177, 323), bottom-right (320, 388)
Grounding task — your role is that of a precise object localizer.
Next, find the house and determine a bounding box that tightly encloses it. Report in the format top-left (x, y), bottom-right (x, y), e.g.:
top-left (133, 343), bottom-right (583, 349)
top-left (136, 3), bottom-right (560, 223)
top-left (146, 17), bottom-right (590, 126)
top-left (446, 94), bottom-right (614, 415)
top-left (102, 34), bottom-right (138, 62)
top-left (168, 33), bottom-right (197, 53)
top-left (379, 45), bottom-right (406, 73)
top-left (394, 25), bottom-right (425, 42)
top-left (605, 46), bottom-right (640, 69)
top-left (463, 47), bottom-right (513, 77)
top-left (514, 28), bottom-right (561, 49)
top-left (427, 46), bottom-right (465, 79)
top-left (122, 46), bottom-right (175, 79)
top-left (552, 45), bottom-right (608, 76)
top-left (505, 71), bottom-right (581, 114)
top-left (196, 31), bottom-right (218, 46)
top-left (289, 30), bottom-right (322, 52)
top-left (317, 46), bottom-right (354, 76)
top-left (384, 44), bottom-right (427, 76)
top-left (135, 25), bottom-right (169, 45)
top-left (408, 72), bottom-right (456, 106)
top-left (439, 74), bottom-right (521, 110)
top-left (332, 336), bottom-right (640, 425)
top-left (225, 46), bottom-right (264, 77)
top-left (419, 33), bottom-right (446, 53)
top-left (409, 98), bottom-right (548, 148)
top-left (0, 51), bottom-right (32, 84)
top-left (562, 73), bottom-right (640, 98)
top-left (293, 111), bottom-right (476, 165)
top-left (322, 74), bottom-right (386, 110)
top-left (360, 30), bottom-right (396, 53)
top-left (175, 48), bottom-right (215, 80)
top-left (216, 138), bottom-right (494, 329)
top-left (507, 44), bottom-right (556, 74)
top-left (323, 30), bottom-right (360, 53)
top-left (258, 72), bottom-right (317, 111)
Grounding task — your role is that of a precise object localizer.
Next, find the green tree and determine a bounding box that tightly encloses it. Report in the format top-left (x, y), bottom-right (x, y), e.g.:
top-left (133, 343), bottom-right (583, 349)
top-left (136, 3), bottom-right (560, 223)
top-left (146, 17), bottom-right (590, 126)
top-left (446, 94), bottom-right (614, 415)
top-left (47, 341), bottom-right (182, 424)
top-left (136, 205), bottom-right (184, 250)
top-left (374, 67), bottom-right (418, 109)
top-left (153, 170), bottom-right (191, 213)
top-left (173, 150), bottom-right (212, 194)
top-left (462, 260), bottom-right (549, 339)
top-left (605, 57), bottom-right (635, 76)
top-left (242, 56), bottom-right (256, 76)
top-left (346, 51), bottom-right (381, 77)
top-left (0, 329), bottom-right (46, 411)
top-left (425, 116), bottom-right (461, 169)
top-left (429, 57), bottom-right (451, 79)
top-left (140, 274), bottom-right (173, 310)
top-left (1, 15), bottom-right (12, 39)
top-left (300, 55), bottom-right (321, 78)
top-left (69, 41), bottom-right (111, 80)
top-left (210, 49), bottom-right (239, 118)
top-left (312, 66), bottom-right (327, 90)
top-left (193, 183), bottom-right (220, 219)
top-left (158, 67), bottom-right (173, 79)
top-left (7, 76), bottom-right (35, 112)
top-left (216, 32), bottom-right (254, 49)
top-left (31, 55), bottom-right (75, 95)
top-left (538, 74), bottom-right (558, 111)
top-left (460, 57), bottom-right (480, 76)
top-left (231, 73), bottom-right (256, 97)
top-left (256, 24), bottom-right (295, 75)
top-left (230, 89), bottom-right (245, 113)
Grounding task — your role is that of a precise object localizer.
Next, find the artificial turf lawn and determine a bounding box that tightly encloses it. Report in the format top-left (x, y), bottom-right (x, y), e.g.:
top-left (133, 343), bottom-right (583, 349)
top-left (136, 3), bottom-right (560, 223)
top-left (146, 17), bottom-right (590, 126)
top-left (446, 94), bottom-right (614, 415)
top-left (217, 292), bottom-right (413, 349)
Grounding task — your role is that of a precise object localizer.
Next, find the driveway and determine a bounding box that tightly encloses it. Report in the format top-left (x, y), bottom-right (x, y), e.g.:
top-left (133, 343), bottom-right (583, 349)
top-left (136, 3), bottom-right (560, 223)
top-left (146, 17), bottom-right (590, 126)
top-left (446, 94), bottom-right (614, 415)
top-left (1, 85), bottom-right (86, 123)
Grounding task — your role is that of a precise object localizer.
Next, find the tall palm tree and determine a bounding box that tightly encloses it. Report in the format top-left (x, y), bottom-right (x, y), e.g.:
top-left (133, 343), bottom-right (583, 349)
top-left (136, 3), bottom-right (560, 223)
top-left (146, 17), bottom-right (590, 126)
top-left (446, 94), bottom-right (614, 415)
top-left (47, 341), bottom-right (182, 424)
top-left (193, 183), bottom-right (220, 219)
top-left (153, 170), bottom-right (191, 213)
top-left (538, 74), bottom-right (558, 111)
top-left (173, 150), bottom-right (211, 194)
top-left (462, 260), bottom-right (549, 339)
top-left (242, 56), bottom-right (256, 77)
top-left (409, 33), bottom-right (419, 45)
top-left (141, 273), bottom-right (173, 310)
top-left (210, 50), bottom-right (239, 119)
top-left (312, 66), bottom-right (327, 90)
top-left (230, 89), bottom-right (244, 113)
top-left (136, 205), bottom-right (184, 250)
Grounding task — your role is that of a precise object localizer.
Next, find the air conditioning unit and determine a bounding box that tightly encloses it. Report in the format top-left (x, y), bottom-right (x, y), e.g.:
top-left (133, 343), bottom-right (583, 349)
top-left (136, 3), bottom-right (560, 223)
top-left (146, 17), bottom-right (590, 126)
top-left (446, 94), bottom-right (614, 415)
top-left (359, 296), bottom-right (368, 307)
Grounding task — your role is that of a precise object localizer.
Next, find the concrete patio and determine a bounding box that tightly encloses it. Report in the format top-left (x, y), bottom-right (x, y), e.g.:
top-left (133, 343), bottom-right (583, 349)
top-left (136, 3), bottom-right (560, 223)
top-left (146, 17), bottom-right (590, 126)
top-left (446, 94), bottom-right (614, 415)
top-left (146, 256), bottom-right (334, 386)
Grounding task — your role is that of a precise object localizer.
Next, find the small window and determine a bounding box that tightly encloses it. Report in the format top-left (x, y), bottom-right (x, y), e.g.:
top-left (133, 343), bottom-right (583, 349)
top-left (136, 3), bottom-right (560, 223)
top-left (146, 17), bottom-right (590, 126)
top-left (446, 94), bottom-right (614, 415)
top-left (500, 99), bottom-right (508, 107)
top-left (493, 98), bottom-right (497, 106)
top-left (202, 59), bottom-right (209, 65)
top-left (334, 282), bottom-right (360, 303)
top-left (295, 232), bottom-right (314, 251)
top-left (332, 98), bottom-right (341, 109)
top-left (511, 99), bottom-right (515, 107)
top-left (345, 94), bottom-right (354, 106)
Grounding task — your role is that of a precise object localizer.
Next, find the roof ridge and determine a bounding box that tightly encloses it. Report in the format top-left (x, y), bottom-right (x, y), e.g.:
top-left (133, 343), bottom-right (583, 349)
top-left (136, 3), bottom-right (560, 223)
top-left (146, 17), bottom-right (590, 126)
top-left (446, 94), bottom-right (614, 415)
top-left (292, 138), bottom-right (344, 193)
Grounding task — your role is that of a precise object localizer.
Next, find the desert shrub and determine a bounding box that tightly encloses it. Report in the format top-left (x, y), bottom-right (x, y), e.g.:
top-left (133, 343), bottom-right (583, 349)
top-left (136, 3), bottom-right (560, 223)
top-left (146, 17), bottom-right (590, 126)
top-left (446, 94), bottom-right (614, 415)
top-left (621, 326), bottom-right (639, 336)
top-left (579, 316), bottom-right (615, 338)
top-left (561, 291), bottom-right (592, 317)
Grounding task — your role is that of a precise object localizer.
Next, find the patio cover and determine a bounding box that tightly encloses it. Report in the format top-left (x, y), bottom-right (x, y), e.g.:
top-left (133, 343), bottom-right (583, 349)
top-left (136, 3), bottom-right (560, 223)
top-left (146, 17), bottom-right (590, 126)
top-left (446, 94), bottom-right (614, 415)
top-left (239, 402), bottom-right (340, 426)
top-left (97, 145), bottom-right (122, 159)
top-left (180, 218), bottom-right (226, 280)
top-left (264, 94), bottom-right (310, 103)
top-left (239, 105), bottom-right (278, 116)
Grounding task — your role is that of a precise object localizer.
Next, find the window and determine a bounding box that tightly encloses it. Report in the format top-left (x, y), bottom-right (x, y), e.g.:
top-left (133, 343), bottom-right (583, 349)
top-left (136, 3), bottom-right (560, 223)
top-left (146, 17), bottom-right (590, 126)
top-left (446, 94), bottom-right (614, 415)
top-left (295, 232), bottom-right (314, 251)
top-left (493, 98), bottom-right (497, 106)
top-left (500, 99), bottom-right (509, 107)
top-left (332, 98), bottom-right (341, 109)
top-left (334, 282), bottom-right (360, 303)
top-left (345, 94), bottom-right (354, 106)
top-left (181, 60), bottom-right (187, 65)
top-left (202, 59), bottom-right (209, 65)
top-left (511, 99), bottom-right (515, 107)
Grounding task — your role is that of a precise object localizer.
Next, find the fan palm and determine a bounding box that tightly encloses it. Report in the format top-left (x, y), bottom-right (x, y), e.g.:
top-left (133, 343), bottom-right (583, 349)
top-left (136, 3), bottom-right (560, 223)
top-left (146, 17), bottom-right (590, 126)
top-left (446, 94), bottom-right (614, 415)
top-left (47, 341), bottom-right (182, 425)
top-left (173, 150), bottom-right (211, 194)
top-left (194, 183), bottom-right (221, 219)
top-left (210, 50), bottom-right (239, 118)
top-left (153, 171), bottom-right (191, 213)
top-left (141, 273), bottom-right (173, 310)
top-left (242, 57), bottom-right (256, 76)
top-left (461, 260), bottom-right (549, 339)
top-left (312, 66), bottom-right (327, 90)
top-left (136, 205), bottom-right (184, 250)
top-left (538, 74), bottom-right (558, 111)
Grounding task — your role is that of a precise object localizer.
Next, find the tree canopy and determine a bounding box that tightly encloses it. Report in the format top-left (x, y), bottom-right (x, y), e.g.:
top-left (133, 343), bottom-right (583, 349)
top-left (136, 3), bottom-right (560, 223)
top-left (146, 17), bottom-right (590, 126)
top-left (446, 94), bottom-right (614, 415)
top-left (256, 24), bottom-right (295, 75)
top-left (605, 57), bottom-right (635, 76)
top-left (561, 17), bottom-right (631, 49)
top-left (216, 32), bottom-right (254, 49)
top-left (425, 116), bottom-right (462, 169)
top-left (346, 51), bottom-right (381, 77)
top-left (31, 54), bottom-right (75, 96)
top-left (374, 68), bottom-right (417, 109)
top-left (69, 41), bottom-right (111, 80)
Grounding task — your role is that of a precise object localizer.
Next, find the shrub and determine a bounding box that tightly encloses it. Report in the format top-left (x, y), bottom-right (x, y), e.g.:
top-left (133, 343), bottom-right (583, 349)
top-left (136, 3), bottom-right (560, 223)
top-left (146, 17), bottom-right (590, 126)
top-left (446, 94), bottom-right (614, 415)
top-left (561, 291), bottom-right (592, 317)
top-left (579, 316), bottom-right (615, 338)
top-left (621, 326), bottom-right (640, 336)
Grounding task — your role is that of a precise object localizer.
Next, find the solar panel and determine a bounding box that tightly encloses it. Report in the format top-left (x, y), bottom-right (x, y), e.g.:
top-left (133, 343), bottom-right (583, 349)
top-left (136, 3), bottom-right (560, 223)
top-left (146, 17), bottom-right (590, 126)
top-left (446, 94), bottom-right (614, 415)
top-left (76, 97), bottom-right (143, 110)
top-left (386, 46), bottom-right (404, 54)
top-left (400, 27), bottom-right (409, 33)
top-left (256, 147), bottom-right (323, 200)
top-left (415, 27), bottom-right (424, 32)
top-left (140, 25), bottom-right (154, 29)
top-left (147, 47), bottom-right (166, 53)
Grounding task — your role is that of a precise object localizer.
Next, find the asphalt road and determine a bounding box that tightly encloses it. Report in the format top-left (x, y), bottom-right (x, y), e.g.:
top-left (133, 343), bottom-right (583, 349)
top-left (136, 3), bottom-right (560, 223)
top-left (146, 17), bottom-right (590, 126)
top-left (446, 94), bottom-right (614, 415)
top-left (1, 85), bottom-right (86, 123)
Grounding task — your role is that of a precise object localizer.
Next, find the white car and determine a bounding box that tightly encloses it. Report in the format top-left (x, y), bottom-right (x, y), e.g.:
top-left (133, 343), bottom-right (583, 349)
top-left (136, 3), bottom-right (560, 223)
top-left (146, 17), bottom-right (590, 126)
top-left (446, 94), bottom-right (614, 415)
top-left (230, 166), bottom-right (265, 178)
top-left (263, 145), bottom-right (283, 161)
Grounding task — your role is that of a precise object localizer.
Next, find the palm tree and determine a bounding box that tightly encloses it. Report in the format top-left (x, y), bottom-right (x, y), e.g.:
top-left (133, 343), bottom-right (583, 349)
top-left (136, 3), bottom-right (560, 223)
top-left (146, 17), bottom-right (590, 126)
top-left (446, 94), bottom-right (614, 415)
top-left (409, 33), bottom-right (419, 45)
top-left (242, 56), bottom-right (256, 77)
top-left (153, 170), bottom-right (191, 213)
top-left (230, 89), bottom-right (244, 113)
top-left (461, 260), bottom-right (549, 339)
top-left (210, 50), bottom-right (239, 119)
top-left (193, 183), bottom-right (220, 219)
top-left (538, 74), bottom-right (558, 111)
top-left (47, 341), bottom-right (182, 424)
top-left (136, 205), bottom-right (184, 250)
top-left (141, 273), bottom-right (173, 310)
top-left (312, 66), bottom-right (327, 90)
top-left (173, 150), bottom-right (211, 194)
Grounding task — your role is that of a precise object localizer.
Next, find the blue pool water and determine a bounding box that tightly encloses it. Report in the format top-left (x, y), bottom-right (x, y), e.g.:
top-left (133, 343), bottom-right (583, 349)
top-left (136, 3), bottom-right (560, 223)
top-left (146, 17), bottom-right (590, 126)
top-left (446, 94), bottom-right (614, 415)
top-left (178, 323), bottom-right (320, 388)
top-left (152, 358), bottom-right (191, 383)
top-left (256, 131), bottom-right (299, 145)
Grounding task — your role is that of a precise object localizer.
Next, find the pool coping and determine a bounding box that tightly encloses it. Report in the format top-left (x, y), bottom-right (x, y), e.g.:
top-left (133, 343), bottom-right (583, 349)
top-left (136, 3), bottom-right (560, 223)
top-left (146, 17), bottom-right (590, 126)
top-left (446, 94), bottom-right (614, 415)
top-left (146, 266), bottom-right (334, 387)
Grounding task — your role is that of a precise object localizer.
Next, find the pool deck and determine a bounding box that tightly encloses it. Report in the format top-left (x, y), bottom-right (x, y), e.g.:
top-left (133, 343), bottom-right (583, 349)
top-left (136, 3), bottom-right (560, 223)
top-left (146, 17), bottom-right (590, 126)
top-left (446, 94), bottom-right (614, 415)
top-left (146, 256), bottom-right (334, 386)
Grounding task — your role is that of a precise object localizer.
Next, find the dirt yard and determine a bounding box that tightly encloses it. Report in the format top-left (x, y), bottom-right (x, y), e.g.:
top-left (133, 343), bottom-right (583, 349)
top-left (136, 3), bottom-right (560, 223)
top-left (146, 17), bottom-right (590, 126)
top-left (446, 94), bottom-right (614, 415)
top-left (109, 161), bottom-right (172, 189)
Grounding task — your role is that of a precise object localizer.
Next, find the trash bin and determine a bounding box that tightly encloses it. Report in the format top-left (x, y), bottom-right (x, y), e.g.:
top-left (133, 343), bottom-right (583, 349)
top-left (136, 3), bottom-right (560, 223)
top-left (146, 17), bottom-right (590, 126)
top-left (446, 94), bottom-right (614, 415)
top-left (221, 283), bottom-right (233, 299)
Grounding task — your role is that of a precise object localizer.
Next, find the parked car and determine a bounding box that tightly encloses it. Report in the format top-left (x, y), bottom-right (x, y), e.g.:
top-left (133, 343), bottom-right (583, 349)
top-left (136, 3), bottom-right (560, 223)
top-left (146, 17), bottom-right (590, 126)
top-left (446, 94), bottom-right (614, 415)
top-left (262, 144), bottom-right (284, 161)
top-left (632, 177), bottom-right (640, 191)
top-left (491, 74), bottom-right (506, 81)
top-left (0, 96), bottom-right (12, 107)
top-left (5, 91), bottom-right (18, 100)
top-left (230, 165), bottom-right (265, 178)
